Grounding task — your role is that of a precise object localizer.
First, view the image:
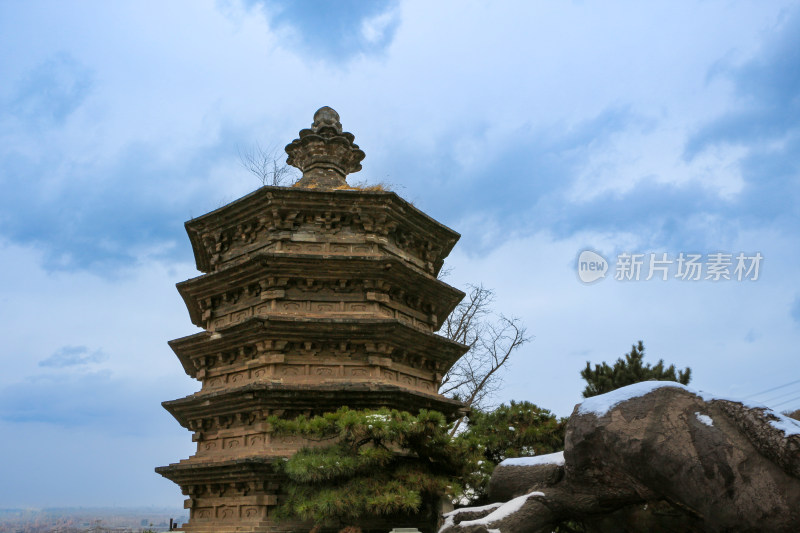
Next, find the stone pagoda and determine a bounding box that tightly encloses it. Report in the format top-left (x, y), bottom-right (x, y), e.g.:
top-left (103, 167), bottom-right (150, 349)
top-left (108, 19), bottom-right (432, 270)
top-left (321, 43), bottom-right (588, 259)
top-left (156, 107), bottom-right (468, 533)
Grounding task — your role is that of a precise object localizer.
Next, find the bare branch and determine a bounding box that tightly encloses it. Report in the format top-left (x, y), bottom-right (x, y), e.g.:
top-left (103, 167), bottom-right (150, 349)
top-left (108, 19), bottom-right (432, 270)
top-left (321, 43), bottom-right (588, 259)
top-left (439, 284), bottom-right (530, 435)
top-left (238, 142), bottom-right (298, 187)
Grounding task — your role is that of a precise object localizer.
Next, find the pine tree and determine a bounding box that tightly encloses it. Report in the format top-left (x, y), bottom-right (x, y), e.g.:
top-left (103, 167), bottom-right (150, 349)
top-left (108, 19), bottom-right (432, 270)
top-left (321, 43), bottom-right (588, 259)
top-left (268, 408), bottom-right (476, 528)
top-left (458, 401), bottom-right (566, 503)
top-left (580, 341), bottom-right (691, 398)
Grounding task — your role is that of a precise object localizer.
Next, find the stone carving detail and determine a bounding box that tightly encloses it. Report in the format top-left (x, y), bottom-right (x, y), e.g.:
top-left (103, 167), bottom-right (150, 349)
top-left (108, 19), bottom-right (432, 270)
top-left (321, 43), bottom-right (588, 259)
top-left (315, 366), bottom-right (335, 376)
top-left (243, 506), bottom-right (261, 519)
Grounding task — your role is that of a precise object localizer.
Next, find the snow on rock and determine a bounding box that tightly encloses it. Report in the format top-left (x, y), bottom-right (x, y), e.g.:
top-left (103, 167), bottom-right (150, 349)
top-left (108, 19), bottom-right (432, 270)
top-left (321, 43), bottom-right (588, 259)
top-left (439, 502), bottom-right (503, 533)
top-left (458, 491), bottom-right (545, 527)
top-left (695, 391), bottom-right (800, 437)
top-left (769, 416), bottom-right (800, 436)
top-left (443, 502), bottom-right (504, 517)
top-left (499, 451), bottom-right (565, 467)
top-left (577, 381), bottom-right (688, 416)
top-left (695, 412), bottom-right (714, 427)
top-left (576, 381), bottom-right (800, 438)
top-left (695, 390), bottom-right (768, 410)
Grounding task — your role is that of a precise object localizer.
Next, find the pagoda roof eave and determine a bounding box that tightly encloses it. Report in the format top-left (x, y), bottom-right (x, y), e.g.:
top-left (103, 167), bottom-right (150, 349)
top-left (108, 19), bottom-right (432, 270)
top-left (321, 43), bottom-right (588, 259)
top-left (168, 316), bottom-right (469, 378)
top-left (162, 382), bottom-right (467, 427)
top-left (184, 186), bottom-right (460, 274)
top-left (155, 456), bottom-right (277, 486)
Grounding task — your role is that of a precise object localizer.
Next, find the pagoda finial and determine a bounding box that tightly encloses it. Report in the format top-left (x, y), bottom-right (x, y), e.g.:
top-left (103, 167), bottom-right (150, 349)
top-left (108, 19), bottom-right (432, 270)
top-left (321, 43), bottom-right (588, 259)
top-left (286, 107), bottom-right (365, 189)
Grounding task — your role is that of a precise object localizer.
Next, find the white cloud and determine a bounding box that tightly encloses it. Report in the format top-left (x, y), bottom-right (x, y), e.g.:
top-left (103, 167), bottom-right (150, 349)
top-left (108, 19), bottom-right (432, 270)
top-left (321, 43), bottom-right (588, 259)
top-left (567, 124), bottom-right (748, 202)
top-left (0, 240), bottom-right (200, 387)
top-left (361, 6), bottom-right (399, 44)
top-left (39, 345), bottom-right (108, 368)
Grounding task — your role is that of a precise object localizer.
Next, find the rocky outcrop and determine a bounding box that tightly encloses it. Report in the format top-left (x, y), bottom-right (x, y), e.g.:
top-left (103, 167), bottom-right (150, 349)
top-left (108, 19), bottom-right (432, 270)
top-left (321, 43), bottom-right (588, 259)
top-left (441, 382), bottom-right (800, 533)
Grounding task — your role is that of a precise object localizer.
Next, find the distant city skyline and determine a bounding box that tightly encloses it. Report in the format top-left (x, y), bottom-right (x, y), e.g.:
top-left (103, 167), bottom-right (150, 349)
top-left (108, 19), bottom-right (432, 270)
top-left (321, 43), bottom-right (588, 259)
top-left (0, 507), bottom-right (187, 532)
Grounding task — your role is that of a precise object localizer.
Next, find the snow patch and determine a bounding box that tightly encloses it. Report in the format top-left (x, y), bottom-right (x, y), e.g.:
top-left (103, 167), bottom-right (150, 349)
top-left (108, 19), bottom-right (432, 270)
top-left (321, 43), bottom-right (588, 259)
top-left (500, 451), bottom-right (565, 467)
top-left (458, 491), bottom-right (544, 527)
top-left (695, 412), bottom-right (714, 427)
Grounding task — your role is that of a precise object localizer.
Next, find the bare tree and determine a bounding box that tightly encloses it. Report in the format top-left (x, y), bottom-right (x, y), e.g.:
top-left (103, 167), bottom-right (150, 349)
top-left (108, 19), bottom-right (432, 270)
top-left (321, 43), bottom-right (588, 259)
top-left (439, 284), bottom-right (530, 435)
top-left (238, 142), bottom-right (298, 186)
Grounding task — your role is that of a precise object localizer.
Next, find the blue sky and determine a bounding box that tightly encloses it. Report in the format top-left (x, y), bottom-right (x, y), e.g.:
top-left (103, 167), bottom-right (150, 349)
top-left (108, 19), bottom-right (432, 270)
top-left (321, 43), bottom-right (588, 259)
top-left (1, 0), bottom-right (799, 508)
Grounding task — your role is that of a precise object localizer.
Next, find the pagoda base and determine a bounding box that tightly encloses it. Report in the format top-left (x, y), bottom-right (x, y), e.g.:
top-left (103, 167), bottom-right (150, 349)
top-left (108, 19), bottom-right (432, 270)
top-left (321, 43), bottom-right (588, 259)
top-left (177, 514), bottom-right (440, 533)
top-left (157, 458), bottom-right (443, 533)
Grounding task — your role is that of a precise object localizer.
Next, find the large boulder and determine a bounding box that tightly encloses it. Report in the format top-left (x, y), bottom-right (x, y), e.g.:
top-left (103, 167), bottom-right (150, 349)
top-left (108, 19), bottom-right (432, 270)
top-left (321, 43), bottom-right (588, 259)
top-left (441, 382), bottom-right (800, 533)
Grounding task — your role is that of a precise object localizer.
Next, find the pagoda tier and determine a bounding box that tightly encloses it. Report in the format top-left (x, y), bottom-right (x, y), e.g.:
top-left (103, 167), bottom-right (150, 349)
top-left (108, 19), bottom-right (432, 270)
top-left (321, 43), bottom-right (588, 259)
top-left (161, 382), bottom-right (464, 466)
top-left (177, 252), bottom-right (464, 333)
top-left (169, 317), bottom-right (467, 392)
top-left (184, 185), bottom-right (459, 277)
top-left (155, 458), bottom-right (284, 532)
top-left (158, 108), bottom-right (466, 533)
